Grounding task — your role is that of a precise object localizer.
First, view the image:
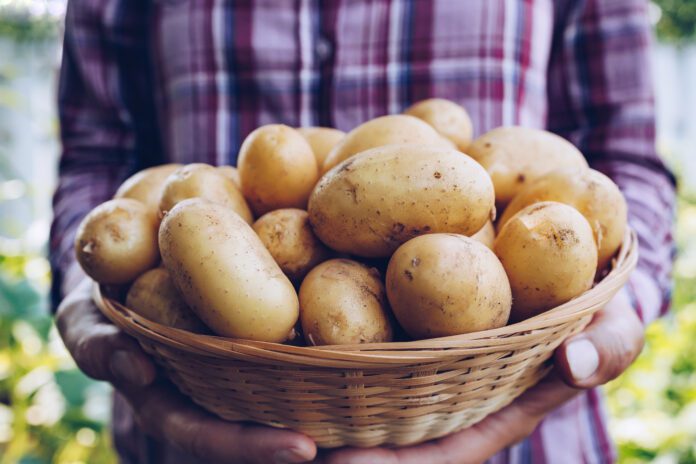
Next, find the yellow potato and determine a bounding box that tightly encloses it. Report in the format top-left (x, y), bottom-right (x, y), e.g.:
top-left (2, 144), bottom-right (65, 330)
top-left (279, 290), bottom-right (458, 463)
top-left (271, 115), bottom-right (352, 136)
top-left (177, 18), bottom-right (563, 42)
top-left (404, 98), bottom-right (474, 151)
top-left (467, 127), bottom-right (589, 206)
top-left (253, 208), bottom-right (331, 283)
top-left (114, 164), bottom-right (182, 214)
top-left (299, 259), bottom-right (393, 345)
top-left (297, 127), bottom-right (346, 167)
top-left (75, 198), bottom-right (159, 284)
top-left (308, 144), bottom-right (495, 257)
top-left (494, 201), bottom-right (598, 321)
top-left (386, 234), bottom-right (511, 339)
top-left (497, 167), bottom-right (627, 270)
top-left (471, 220), bottom-right (495, 250)
top-left (238, 124), bottom-right (319, 215)
top-left (159, 163), bottom-right (253, 223)
top-left (217, 165), bottom-right (241, 189)
top-left (321, 115), bottom-right (450, 173)
top-left (159, 198), bottom-right (298, 342)
top-left (126, 268), bottom-right (207, 332)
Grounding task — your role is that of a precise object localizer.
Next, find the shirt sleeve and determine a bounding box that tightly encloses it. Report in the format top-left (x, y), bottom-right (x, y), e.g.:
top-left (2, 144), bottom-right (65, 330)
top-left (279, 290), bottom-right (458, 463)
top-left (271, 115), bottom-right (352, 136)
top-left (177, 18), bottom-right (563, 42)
top-left (50, 0), bottom-right (162, 309)
top-left (546, 0), bottom-right (676, 324)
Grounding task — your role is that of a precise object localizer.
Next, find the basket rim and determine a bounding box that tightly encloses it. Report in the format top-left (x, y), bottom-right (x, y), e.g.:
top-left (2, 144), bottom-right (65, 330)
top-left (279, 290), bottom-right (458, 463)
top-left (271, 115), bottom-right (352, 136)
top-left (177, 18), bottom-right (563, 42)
top-left (95, 229), bottom-right (638, 366)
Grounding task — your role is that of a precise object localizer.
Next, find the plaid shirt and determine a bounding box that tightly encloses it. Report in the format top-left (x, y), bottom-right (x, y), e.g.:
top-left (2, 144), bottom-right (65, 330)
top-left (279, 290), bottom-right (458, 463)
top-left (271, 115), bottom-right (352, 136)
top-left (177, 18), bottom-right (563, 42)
top-left (51, 0), bottom-right (676, 463)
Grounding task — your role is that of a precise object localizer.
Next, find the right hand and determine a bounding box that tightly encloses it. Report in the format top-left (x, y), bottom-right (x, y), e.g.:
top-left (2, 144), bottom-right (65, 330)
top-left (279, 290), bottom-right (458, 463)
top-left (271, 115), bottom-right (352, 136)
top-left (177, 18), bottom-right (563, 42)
top-left (56, 277), bottom-right (317, 464)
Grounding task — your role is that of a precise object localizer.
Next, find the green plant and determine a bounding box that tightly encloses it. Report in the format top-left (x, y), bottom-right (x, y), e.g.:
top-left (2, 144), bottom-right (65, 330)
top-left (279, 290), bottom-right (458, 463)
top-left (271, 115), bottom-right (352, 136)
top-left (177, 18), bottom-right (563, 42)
top-left (653, 0), bottom-right (696, 43)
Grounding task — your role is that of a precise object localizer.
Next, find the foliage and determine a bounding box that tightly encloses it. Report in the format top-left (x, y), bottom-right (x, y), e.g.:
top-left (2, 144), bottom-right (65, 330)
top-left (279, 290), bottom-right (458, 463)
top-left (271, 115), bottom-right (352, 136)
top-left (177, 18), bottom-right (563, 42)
top-left (0, 1), bottom-right (65, 42)
top-left (607, 182), bottom-right (696, 463)
top-left (0, 254), bottom-right (117, 463)
top-left (653, 0), bottom-right (696, 43)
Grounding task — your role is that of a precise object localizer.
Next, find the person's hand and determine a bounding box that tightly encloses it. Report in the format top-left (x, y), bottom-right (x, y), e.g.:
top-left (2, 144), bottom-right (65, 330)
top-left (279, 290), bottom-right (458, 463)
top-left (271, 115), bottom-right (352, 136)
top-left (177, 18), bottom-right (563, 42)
top-left (56, 277), bottom-right (317, 464)
top-left (318, 292), bottom-right (644, 464)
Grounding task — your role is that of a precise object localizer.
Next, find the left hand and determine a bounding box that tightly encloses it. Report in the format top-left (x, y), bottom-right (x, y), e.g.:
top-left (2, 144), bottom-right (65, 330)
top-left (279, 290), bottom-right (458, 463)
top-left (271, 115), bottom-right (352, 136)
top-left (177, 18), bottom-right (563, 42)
top-left (318, 292), bottom-right (645, 464)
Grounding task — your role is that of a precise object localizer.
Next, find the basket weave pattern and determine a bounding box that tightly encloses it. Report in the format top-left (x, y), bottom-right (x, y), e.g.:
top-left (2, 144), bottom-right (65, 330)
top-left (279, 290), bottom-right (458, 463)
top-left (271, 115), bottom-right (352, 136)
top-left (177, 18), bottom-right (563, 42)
top-left (95, 231), bottom-right (637, 448)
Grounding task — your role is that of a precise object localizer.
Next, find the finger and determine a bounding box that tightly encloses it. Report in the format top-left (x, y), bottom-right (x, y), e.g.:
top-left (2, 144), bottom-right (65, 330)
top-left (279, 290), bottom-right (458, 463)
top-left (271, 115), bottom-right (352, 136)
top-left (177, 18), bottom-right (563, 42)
top-left (555, 292), bottom-right (645, 388)
top-left (322, 372), bottom-right (579, 464)
top-left (56, 278), bottom-right (156, 386)
top-left (119, 381), bottom-right (317, 464)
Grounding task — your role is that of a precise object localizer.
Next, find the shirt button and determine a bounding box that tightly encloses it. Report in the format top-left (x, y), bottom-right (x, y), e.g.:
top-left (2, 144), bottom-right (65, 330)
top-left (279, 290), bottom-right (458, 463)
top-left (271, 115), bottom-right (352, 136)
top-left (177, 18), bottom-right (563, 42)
top-left (315, 36), bottom-right (333, 61)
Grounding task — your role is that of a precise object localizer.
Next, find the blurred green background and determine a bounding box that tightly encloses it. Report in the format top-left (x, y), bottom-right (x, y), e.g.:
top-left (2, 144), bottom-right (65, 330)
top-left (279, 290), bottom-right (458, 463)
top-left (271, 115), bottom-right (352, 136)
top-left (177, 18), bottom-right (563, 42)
top-left (0, 1), bottom-right (694, 463)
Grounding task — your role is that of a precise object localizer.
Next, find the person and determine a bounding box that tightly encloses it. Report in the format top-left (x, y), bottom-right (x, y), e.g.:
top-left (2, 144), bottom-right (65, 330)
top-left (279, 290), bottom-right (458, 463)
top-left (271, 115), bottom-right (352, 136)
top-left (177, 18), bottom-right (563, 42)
top-left (51, 1), bottom-right (675, 463)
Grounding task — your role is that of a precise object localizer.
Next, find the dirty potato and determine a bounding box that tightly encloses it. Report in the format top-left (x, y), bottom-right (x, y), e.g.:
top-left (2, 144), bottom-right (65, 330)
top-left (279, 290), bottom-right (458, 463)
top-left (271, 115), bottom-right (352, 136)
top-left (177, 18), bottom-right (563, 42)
top-left (299, 259), bottom-right (393, 346)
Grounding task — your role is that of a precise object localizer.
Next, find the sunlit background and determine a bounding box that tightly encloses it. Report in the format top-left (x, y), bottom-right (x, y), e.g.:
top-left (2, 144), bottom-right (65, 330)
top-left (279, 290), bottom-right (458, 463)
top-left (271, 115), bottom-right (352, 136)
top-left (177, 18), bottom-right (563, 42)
top-left (0, 1), bottom-right (694, 463)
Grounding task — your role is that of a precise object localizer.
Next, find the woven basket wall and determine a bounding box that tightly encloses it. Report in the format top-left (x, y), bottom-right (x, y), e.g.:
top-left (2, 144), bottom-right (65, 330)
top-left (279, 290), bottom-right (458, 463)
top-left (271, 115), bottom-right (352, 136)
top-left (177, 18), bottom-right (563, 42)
top-left (95, 230), bottom-right (638, 448)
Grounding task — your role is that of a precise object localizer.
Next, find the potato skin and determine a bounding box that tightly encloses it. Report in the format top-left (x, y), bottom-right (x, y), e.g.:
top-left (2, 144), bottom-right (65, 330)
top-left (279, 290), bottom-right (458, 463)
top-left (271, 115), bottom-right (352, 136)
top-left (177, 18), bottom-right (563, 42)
top-left (159, 198), bottom-right (299, 342)
top-left (159, 163), bottom-right (253, 223)
top-left (308, 144), bottom-right (495, 257)
top-left (299, 259), bottom-right (393, 346)
top-left (297, 127), bottom-right (346, 167)
top-left (467, 127), bottom-right (589, 207)
top-left (321, 115), bottom-right (449, 173)
top-left (386, 234), bottom-right (511, 339)
top-left (494, 201), bottom-right (598, 321)
top-left (403, 98), bottom-right (474, 151)
top-left (114, 164), bottom-right (182, 214)
top-left (126, 268), bottom-right (207, 332)
top-left (497, 167), bottom-right (627, 270)
top-left (238, 125), bottom-right (319, 215)
top-left (75, 199), bottom-right (159, 284)
top-left (471, 220), bottom-right (495, 250)
top-left (253, 208), bottom-right (331, 283)
top-left (217, 165), bottom-right (241, 190)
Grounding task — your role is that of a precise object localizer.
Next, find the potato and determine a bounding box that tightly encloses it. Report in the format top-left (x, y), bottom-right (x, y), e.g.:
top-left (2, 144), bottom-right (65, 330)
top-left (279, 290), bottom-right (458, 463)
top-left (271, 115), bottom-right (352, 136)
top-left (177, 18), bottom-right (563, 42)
top-left (471, 220), bottom-right (495, 250)
top-left (386, 234), bottom-right (511, 339)
top-left (494, 201), bottom-right (598, 321)
top-left (238, 124), bottom-right (319, 215)
top-left (159, 198), bottom-right (298, 342)
top-left (321, 115), bottom-right (450, 173)
top-left (159, 163), bottom-right (253, 223)
top-left (253, 208), bottom-right (331, 283)
top-left (299, 259), bottom-right (393, 345)
top-left (126, 268), bottom-right (207, 332)
top-left (497, 167), bottom-right (627, 270)
top-left (114, 164), bottom-right (182, 214)
top-left (217, 165), bottom-right (241, 189)
top-left (297, 127), bottom-right (346, 167)
top-left (403, 98), bottom-right (474, 151)
top-left (467, 127), bottom-right (589, 206)
top-left (308, 144), bottom-right (495, 257)
top-left (75, 199), bottom-right (159, 284)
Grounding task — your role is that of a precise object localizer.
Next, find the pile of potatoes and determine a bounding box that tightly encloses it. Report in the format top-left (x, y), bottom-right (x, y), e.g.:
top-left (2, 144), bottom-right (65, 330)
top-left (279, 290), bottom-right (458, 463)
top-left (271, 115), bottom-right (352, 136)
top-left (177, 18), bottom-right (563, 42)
top-left (75, 98), bottom-right (627, 345)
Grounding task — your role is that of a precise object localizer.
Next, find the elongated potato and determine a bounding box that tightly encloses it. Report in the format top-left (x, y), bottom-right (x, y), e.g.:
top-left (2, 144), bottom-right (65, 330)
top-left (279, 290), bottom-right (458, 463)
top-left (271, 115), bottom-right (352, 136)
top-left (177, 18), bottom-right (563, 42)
top-left (404, 98), bottom-right (474, 151)
top-left (321, 115), bottom-right (449, 173)
top-left (75, 199), bottom-right (159, 284)
top-left (386, 234), bottom-right (511, 339)
top-left (467, 127), bottom-right (588, 206)
top-left (297, 127), bottom-right (346, 167)
top-left (217, 165), bottom-right (241, 189)
top-left (114, 164), bottom-right (182, 215)
top-left (238, 125), bottom-right (319, 215)
top-left (471, 220), bottom-right (495, 250)
top-left (494, 201), bottom-right (598, 321)
top-left (159, 198), bottom-right (299, 342)
top-left (159, 163), bottom-right (253, 223)
top-left (497, 167), bottom-right (627, 270)
top-left (126, 268), bottom-right (207, 332)
top-left (308, 144), bottom-right (495, 257)
top-left (253, 208), bottom-right (331, 283)
top-left (299, 259), bottom-right (393, 345)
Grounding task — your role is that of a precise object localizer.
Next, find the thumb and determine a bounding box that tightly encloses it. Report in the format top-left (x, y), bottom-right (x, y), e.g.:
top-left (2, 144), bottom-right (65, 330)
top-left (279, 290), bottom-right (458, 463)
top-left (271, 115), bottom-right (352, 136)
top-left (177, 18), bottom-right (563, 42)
top-left (554, 291), bottom-right (645, 389)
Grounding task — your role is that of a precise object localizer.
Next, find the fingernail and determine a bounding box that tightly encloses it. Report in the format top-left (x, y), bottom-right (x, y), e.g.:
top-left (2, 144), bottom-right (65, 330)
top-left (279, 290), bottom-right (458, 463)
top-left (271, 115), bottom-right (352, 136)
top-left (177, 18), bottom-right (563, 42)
top-left (274, 449), bottom-right (310, 464)
top-left (566, 338), bottom-right (599, 381)
top-left (110, 351), bottom-right (148, 386)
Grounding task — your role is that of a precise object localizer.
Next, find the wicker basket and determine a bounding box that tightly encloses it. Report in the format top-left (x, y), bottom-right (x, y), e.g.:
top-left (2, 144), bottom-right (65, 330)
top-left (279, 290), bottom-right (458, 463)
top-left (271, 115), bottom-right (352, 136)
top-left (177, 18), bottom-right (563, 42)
top-left (95, 230), bottom-right (638, 448)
